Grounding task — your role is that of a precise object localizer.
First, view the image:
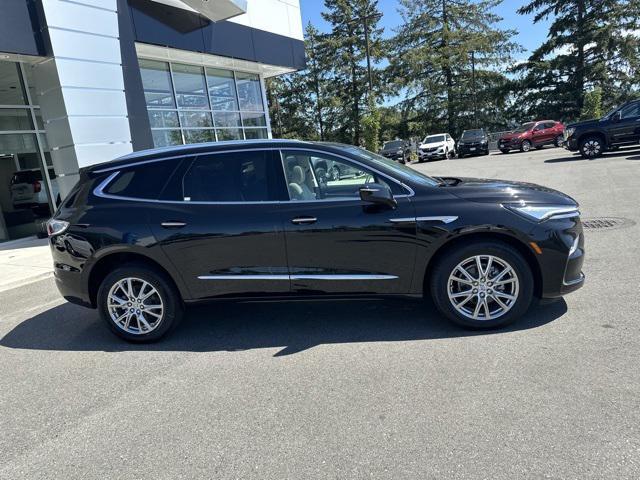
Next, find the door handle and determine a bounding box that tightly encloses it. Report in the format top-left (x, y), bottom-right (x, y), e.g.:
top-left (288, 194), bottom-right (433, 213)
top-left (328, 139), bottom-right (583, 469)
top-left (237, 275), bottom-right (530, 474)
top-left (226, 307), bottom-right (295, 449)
top-left (161, 221), bottom-right (187, 228)
top-left (291, 216), bottom-right (317, 225)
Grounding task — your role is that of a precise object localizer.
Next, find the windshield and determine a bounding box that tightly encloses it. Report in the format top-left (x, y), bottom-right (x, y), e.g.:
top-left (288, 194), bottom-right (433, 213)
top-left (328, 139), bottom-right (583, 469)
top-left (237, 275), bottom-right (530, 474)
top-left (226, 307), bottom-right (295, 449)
top-left (513, 122), bottom-right (535, 133)
top-left (602, 105), bottom-right (620, 120)
top-left (334, 145), bottom-right (440, 187)
top-left (461, 129), bottom-right (484, 139)
top-left (383, 141), bottom-right (404, 150)
top-left (423, 135), bottom-right (445, 144)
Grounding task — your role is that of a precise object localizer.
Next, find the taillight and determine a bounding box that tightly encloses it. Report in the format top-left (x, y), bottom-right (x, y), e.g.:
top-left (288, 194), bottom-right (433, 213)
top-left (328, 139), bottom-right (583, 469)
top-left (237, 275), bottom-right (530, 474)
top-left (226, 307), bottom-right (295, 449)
top-left (46, 219), bottom-right (69, 236)
top-left (33, 181), bottom-right (41, 193)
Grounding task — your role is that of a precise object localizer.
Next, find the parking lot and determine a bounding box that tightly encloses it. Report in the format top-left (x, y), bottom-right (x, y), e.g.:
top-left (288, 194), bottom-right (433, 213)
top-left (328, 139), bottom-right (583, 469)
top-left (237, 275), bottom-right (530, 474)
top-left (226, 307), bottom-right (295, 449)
top-left (1, 146), bottom-right (639, 479)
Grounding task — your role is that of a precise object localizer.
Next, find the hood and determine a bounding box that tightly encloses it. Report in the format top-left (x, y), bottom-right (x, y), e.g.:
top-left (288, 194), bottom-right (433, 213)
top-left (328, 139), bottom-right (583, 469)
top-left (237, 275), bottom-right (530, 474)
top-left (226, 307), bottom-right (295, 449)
top-left (419, 142), bottom-right (446, 149)
top-left (566, 118), bottom-right (600, 129)
top-left (436, 177), bottom-right (577, 206)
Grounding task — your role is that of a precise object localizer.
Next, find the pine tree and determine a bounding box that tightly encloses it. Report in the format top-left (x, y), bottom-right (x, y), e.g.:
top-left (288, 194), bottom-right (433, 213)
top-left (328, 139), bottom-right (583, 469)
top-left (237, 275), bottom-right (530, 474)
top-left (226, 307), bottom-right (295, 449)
top-left (388, 0), bottom-right (519, 137)
top-left (322, 0), bottom-right (384, 145)
top-left (514, 0), bottom-right (640, 121)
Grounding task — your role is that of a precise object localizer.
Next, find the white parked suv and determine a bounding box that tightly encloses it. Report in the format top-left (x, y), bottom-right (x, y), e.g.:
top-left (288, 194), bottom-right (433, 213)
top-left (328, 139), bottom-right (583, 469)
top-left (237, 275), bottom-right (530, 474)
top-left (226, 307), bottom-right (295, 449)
top-left (10, 168), bottom-right (59, 215)
top-left (418, 133), bottom-right (456, 162)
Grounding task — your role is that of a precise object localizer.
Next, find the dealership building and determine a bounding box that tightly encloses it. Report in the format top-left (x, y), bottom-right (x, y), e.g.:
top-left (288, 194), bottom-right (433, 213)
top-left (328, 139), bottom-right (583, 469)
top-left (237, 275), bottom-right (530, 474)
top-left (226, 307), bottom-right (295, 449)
top-left (0, 0), bottom-right (304, 241)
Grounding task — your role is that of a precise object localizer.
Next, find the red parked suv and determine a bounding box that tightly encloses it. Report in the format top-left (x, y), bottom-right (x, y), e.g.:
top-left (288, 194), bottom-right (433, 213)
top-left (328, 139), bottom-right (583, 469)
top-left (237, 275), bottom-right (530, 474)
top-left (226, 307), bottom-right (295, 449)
top-left (498, 120), bottom-right (565, 153)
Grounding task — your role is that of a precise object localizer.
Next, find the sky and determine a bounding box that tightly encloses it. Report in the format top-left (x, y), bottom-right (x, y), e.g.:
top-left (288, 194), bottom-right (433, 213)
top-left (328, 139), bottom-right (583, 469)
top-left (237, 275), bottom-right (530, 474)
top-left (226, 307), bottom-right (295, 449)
top-left (299, 0), bottom-right (553, 60)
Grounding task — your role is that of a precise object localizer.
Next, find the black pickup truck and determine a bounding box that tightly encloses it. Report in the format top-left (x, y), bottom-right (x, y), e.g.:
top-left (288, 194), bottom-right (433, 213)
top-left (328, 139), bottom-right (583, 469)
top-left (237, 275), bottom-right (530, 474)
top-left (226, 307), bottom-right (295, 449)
top-left (565, 99), bottom-right (640, 158)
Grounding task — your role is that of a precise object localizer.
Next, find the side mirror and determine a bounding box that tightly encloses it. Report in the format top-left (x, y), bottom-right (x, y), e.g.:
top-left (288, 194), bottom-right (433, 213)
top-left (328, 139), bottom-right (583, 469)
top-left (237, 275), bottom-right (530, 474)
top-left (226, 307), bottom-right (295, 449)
top-left (612, 111), bottom-right (622, 123)
top-left (359, 183), bottom-right (397, 209)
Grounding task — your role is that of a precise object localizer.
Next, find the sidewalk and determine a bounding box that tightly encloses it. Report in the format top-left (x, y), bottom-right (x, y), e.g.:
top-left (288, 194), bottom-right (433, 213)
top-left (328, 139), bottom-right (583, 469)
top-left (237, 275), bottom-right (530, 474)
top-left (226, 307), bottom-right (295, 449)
top-left (0, 236), bottom-right (53, 292)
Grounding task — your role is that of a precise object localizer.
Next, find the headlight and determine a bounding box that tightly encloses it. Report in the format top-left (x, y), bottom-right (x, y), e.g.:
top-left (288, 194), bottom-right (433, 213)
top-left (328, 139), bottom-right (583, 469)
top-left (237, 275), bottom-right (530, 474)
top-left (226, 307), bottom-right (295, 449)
top-left (397, 149), bottom-right (403, 154)
top-left (503, 204), bottom-right (580, 222)
top-left (565, 127), bottom-right (575, 138)
top-left (46, 218), bottom-right (70, 236)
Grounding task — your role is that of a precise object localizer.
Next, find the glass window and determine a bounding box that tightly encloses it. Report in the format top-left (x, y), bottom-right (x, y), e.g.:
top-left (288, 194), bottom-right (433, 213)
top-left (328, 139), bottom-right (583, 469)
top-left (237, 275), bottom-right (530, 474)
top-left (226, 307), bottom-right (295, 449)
top-left (172, 64), bottom-right (209, 110)
top-left (216, 128), bottom-right (243, 141)
top-left (104, 159), bottom-right (182, 199)
top-left (183, 129), bottom-right (215, 144)
top-left (0, 62), bottom-right (26, 105)
top-left (281, 151), bottom-right (391, 202)
top-left (206, 68), bottom-right (239, 111)
top-left (620, 102), bottom-right (640, 119)
top-left (235, 72), bottom-right (264, 112)
top-left (179, 111), bottom-right (213, 128)
top-left (140, 59), bottom-right (175, 108)
top-left (0, 108), bottom-right (33, 131)
top-left (213, 111), bottom-right (241, 128)
top-left (152, 130), bottom-right (183, 147)
top-left (182, 151), bottom-right (276, 202)
top-left (244, 128), bottom-right (269, 140)
top-left (241, 112), bottom-right (266, 127)
top-left (148, 110), bottom-right (179, 129)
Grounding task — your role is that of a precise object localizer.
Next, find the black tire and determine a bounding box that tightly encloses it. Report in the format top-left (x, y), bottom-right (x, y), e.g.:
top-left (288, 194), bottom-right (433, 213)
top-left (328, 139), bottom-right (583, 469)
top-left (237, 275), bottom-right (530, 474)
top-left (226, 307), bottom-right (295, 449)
top-left (483, 149), bottom-right (490, 156)
top-left (500, 149), bottom-right (510, 154)
top-left (554, 135), bottom-right (564, 147)
top-left (458, 153), bottom-right (465, 159)
top-left (97, 263), bottom-right (183, 342)
top-left (579, 135), bottom-right (604, 159)
top-left (520, 140), bottom-right (532, 152)
top-left (429, 241), bottom-right (534, 329)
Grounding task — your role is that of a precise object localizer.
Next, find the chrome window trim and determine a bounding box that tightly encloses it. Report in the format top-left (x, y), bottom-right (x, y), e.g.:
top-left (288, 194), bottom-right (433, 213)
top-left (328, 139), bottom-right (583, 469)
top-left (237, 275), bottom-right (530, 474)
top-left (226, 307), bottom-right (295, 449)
top-left (93, 147), bottom-right (415, 204)
top-left (390, 216), bottom-right (459, 224)
top-left (197, 274), bottom-right (398, 281)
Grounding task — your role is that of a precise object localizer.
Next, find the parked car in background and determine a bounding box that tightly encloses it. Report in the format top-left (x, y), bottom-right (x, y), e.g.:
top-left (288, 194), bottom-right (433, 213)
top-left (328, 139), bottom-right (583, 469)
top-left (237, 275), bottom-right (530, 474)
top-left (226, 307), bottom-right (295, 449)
top-left (564, 99), bottom-right (640, 158)
top-left (498, 121), bottom-right (565, 153)
top-left (457, 129), bottom-right (490, 157)
top-left (418, 134), bottom-right (456, 161)
top-left (379, 140), bottom-right (411, 164)
top-left (48, 139), bottom-right (584, 342)
top-left (10, 168), bottom-right (59, 215)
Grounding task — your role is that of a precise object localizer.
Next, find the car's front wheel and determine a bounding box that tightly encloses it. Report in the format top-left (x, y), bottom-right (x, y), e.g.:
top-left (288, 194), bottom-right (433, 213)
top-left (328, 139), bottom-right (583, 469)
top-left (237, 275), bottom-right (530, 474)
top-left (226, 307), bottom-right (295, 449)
top-left (520, 140), bottom-right (532, 152)
top-left (97, 264), bottom-right (183, 342)
top-left (430, 242), bottom-right (533, 329)
top-left (580, 136), bottom-right (604, 159)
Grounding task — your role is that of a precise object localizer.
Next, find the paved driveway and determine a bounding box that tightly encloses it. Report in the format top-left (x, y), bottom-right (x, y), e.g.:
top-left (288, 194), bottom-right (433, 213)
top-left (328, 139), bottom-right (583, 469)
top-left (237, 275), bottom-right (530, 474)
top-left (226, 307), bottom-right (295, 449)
top-left (1, 146), bottom-right (639, 479)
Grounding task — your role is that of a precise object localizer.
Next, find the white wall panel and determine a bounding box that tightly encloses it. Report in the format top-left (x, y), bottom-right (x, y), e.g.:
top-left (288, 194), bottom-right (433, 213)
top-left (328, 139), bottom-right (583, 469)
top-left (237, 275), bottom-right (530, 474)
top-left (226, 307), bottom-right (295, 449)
top-left (47, 29), bottom-right (122, 65)
top-left (229, 0), bottom-right (303, 40)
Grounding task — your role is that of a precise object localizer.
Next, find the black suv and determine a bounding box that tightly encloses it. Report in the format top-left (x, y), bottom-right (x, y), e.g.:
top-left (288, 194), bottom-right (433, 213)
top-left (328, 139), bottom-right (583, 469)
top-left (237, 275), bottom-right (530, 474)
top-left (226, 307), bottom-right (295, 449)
top-left (565, 99), bottom-right (640, 158)
top-left (379, 140), bottom-right (411, 163)
top-left (457, 129), bottom-right (490, 157)
top-left (48, 140), bottom-right (585, 342)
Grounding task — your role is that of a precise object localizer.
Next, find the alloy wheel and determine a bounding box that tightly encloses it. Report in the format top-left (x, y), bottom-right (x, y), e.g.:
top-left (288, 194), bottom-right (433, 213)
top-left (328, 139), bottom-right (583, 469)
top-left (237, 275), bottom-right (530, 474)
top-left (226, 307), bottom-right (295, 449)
top-left (107, 277), bottom-right (164, 335)
top-left (583, 139), bottom-right (601, 157)
top-left (522, 141), bottom-right (531, 152)
top-left (447, 255), bottom-right (519, 321)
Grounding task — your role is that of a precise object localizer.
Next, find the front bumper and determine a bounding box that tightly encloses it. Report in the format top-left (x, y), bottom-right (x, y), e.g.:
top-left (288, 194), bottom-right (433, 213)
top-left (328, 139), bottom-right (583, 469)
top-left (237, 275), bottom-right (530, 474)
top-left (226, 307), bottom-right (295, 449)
top-left (418, 150), bottom-right (446, 160)
top-left (458, 144), bottom-right (489, 155)
top-left (530, 215), bottom-right (586, 298)
top-left (382, 153), bottom-right (405, 162)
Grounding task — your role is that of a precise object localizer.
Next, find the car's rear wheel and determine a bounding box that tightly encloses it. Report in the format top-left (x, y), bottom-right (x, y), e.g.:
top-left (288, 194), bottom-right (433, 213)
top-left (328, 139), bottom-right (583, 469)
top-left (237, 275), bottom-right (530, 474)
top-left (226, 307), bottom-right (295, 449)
top-left (97, 264), bottom-right (183, 342)
top-left (430, 242), bottom-right (533, 329)
top-left (520, 140), bottom-right (532, 152)
top-left (580, 136), bottom-right (604, 159)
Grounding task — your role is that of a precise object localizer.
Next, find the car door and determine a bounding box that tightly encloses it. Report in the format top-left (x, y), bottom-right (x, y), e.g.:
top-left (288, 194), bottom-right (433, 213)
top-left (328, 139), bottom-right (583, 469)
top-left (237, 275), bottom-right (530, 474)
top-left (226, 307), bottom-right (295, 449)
top-left (278, 149), bottom-right (417, 295)
top-left (148, 149), bottom-right (291, 300)
top-left (531, 123), bottom-right (546, 146)
top-left (610, 102), bottom-right (640, 143)
top-left (542, 122), bottom-right (557, 144)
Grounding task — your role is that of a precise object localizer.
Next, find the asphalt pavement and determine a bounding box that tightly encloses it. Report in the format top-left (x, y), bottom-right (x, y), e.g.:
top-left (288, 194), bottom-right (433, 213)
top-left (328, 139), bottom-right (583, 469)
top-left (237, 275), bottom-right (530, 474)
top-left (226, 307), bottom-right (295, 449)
top-left (1, 146), bottom-right (639, 479)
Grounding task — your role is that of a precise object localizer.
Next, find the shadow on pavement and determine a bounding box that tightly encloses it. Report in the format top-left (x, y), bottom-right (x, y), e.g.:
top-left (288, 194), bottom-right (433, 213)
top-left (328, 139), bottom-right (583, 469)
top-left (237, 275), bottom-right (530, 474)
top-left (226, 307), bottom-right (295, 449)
top-left (544, 146), bottom-right (640, 163)
top-left (1, 298), bottom-right (567, 356)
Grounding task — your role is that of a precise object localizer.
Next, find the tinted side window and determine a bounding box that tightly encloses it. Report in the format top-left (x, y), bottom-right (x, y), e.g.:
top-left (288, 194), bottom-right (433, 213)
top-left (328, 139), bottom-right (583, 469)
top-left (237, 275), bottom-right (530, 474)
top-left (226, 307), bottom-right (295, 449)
top-left (544, 122), bottom-right (556, 129)
top-left (104, 158), bottom-right (182, 199)
top-left (620, 102), bottom-right (640, 119)
top-left (182, 151), bottom-right (280, 202)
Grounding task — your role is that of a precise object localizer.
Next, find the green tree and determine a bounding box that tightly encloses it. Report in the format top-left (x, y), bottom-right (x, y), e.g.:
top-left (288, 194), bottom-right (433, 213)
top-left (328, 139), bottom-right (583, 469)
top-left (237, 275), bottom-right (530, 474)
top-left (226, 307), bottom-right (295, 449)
top-left (322, 0), bottom-right (384, 145)
top-left (580, 88), bottom-right (603, 120)
top-left (361, 97), bottom-right (381, 151)
top-left (514, 0), bottom-right (640, 121)
top-left (388, 0), bottom-right (519, 137)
